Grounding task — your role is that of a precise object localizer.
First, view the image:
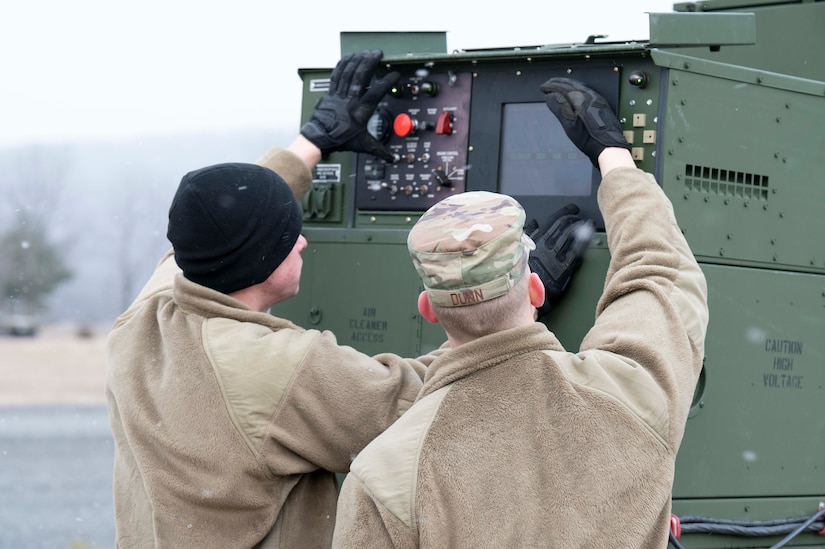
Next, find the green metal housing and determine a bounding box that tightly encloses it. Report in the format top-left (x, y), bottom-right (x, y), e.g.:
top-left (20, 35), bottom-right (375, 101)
top-left (275, 1), bottom-right (825, 546)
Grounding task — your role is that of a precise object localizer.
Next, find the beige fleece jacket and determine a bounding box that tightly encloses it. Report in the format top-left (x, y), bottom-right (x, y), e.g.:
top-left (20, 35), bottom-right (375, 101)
top-left (331, 167), bottom-right (709, 548)
top-left (105, 148), bottom-right (440, 549)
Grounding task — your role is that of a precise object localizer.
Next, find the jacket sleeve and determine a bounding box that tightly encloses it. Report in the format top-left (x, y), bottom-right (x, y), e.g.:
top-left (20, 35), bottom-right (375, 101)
top-left (205, 318), bottom-right (441, 476)
top-left (257, 146), bottom-right (312, 201)
top-left (579, 167), bottom-right (709, 449)
top-left (259, 328), bottom-right (443, 474)
top-left (332, 473), bottom-right (417, 549)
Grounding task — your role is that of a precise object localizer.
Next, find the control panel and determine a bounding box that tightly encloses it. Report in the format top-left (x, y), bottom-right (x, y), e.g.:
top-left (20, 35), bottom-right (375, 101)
top-left (355, 69), bottom-right (472, 211)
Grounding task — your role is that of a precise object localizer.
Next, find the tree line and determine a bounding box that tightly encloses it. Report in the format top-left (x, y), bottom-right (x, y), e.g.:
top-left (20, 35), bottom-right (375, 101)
top-left (0, 130), bottom-right (289, 330)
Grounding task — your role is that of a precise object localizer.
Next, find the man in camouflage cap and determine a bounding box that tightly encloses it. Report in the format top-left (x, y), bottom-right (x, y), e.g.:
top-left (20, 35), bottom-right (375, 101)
top-left (407, 191), bottom-right (537, 309)
top-left (332, 78), bottom-right (708, 548)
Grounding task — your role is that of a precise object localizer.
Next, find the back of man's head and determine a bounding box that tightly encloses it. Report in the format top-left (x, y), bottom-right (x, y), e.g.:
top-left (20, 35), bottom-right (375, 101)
top-left (407, 191), bottom-right (534, 311)
top-left (167, 162), bottom-right (302, 294)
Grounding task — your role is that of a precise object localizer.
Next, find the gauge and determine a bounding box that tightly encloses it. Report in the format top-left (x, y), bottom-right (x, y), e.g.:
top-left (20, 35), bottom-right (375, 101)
top-left (367, 109), bottom-right (391, 142)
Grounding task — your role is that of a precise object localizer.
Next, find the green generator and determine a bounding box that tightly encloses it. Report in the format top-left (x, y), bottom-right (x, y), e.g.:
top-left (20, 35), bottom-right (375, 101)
top-left (273, 1), bottom-right (825, 546)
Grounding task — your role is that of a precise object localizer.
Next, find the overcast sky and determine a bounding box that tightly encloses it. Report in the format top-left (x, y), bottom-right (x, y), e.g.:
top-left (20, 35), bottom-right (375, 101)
top-left (1, 0), bottom-right (671, 147)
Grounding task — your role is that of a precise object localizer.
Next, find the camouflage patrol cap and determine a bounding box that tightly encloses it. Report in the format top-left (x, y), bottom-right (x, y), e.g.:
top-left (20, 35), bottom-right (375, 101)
top-left (408, 191), bottom-right (535, 307)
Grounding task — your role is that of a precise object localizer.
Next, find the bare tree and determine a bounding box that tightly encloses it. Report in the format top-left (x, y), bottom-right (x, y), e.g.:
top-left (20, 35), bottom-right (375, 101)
top-left (0, 145), bottom-right (74, 317)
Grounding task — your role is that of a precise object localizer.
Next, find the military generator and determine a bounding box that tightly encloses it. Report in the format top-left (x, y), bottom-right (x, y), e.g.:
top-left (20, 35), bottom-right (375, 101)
top-left (273, 0), bottom-right (825, 546)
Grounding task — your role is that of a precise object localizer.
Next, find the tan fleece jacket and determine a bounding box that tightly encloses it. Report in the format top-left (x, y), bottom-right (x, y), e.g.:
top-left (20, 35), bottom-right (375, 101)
top-left (105, 148), bottom-right (441, 549)
top-left (331, 167), bottom-right (709, 549)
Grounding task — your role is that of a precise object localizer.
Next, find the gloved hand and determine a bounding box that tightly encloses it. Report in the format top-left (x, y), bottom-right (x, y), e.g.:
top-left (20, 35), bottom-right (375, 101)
top-left (525, 203), bottom-right (594, 318)
top-left (300, 49), bottom-right (400, 162)
top-left (539, 77), bottom-right (630, 167)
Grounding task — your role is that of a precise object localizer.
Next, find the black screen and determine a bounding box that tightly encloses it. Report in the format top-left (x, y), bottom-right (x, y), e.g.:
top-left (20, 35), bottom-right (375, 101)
top-left (499, 102), bottom-right (593, 197)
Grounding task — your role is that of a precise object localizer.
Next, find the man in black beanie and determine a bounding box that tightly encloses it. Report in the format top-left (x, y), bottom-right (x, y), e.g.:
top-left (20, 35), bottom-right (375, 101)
top-left (105, 50), bottom-right (446, 549)
top-left (167, 162), bottom-right (305, 295)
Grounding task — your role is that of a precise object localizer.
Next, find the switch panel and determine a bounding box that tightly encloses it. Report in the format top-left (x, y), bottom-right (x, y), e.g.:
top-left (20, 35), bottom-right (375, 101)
top-left (356, 71), bottom-right (472, 211)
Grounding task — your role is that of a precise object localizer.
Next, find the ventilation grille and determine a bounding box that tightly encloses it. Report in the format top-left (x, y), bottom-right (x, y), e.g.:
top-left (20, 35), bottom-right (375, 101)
top-left (685, 164), bottom-right (770, 200)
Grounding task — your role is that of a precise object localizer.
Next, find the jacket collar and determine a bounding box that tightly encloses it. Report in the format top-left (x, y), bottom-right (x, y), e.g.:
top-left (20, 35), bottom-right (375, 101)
top-left (172, 273), bottom-right (300, 332)
top-left (422, 322), bottom-right (563, 397)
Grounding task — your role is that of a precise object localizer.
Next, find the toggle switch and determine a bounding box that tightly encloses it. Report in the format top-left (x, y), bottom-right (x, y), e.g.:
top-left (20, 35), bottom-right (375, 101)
top-left (435, 112), bottom-right (453, 135)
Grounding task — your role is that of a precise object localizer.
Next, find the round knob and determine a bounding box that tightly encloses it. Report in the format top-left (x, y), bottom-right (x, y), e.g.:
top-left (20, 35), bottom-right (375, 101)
top-left (420, 81), bottom-right (438, 96)
top-left (628, 70), bottom-right (649, 88)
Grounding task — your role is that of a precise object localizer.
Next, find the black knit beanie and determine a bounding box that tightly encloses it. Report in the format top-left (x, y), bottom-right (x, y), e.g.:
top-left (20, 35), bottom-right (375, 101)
top-left (167, 162), bottom-right (302, 294)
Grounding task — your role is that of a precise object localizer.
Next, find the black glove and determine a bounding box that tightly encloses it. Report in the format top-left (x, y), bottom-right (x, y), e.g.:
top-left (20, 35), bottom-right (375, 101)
top-left (525, 203), bottom-right (594, 317)
top-left (300, 49), bottom-right (400, 162)
top-left (539, 77), bottom-right (630, 167)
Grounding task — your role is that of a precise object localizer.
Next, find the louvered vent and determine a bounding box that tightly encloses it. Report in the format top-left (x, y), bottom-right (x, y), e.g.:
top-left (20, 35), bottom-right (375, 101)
top-left (685, 164), bottom-right (770, 201)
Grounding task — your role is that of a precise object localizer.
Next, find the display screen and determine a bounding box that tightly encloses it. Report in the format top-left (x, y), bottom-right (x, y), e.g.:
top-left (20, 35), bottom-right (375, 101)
top-left (499, 102), bottom-right (594, 197)
top-left (467, 65), bottom-right (617, 230)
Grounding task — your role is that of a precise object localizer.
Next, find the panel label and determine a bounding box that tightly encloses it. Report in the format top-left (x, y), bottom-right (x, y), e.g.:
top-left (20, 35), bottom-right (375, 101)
top-left (762, 338), bottom-right (804, 390)
top-left (349, 306), bottom-right (388, 344)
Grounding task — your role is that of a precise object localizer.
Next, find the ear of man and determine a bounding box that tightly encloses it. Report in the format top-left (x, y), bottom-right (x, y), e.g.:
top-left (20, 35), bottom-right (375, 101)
top-left (528, 272), bottom-right (546, 309)
top-left (418, 291), bottom-right (439, 324)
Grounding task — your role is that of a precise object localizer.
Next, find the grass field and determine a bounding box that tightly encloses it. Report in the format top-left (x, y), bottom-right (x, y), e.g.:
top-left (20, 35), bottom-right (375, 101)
top-left (0, 324), bottom-right (109, 406)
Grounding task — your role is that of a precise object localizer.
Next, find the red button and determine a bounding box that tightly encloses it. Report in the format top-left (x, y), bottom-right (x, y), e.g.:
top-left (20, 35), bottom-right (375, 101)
top-left (394, 113), bottom-right (415, 137)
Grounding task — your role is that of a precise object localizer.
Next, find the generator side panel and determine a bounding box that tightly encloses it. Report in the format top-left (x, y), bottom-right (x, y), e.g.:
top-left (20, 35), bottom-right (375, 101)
top-left (657, 62), bottom-right (825, 273)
